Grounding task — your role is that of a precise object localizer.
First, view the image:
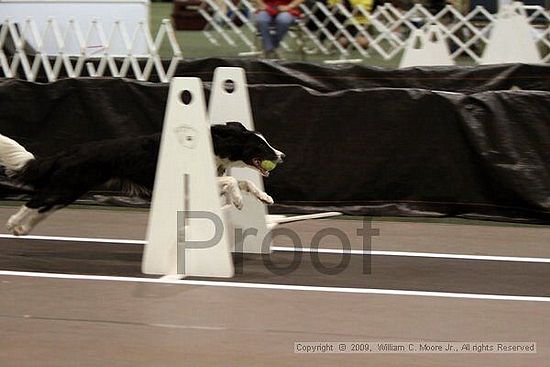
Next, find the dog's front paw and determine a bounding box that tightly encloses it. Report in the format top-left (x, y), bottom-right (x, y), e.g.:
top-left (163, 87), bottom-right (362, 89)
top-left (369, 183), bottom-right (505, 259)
top-left (256, 191), bottom-right (274, 205)
top-left (229, 184), bottom-right (244, 210)
top-left (221, 187), bottom-right (244, 210)
top-left (232, 194), bottom-right (244, 210)
top-left (219, 177), bottom-right (244, 210)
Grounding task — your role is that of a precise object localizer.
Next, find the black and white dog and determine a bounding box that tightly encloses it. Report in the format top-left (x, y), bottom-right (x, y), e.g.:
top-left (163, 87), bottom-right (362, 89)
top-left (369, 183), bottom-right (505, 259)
top-left (0, 122), bottom-right (284, 236)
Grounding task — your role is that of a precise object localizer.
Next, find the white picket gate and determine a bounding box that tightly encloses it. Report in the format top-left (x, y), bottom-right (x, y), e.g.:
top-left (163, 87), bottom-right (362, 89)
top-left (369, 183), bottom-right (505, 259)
top-left (0, 17), bottom-right (182, 82)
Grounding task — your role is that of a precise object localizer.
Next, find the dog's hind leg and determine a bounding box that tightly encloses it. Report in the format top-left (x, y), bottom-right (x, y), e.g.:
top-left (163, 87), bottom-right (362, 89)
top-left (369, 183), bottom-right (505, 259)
top-left (6, 188), bottom-right (88, 236)
top-left (7, 205), bottom-right (49, 236)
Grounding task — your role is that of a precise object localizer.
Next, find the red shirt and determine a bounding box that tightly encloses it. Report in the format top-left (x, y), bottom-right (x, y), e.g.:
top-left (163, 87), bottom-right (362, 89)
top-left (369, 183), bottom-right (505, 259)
top-left (261, 0), bottom-right (301, 17)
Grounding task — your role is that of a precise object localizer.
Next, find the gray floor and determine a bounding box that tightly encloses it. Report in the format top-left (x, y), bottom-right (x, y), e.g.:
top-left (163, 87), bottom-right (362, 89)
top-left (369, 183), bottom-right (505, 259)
top-left (0, 206), bottom-right (549, 367)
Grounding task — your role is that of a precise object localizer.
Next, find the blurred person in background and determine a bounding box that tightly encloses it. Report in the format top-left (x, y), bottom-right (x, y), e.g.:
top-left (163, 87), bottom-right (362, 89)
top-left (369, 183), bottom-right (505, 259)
top-left (303, 0), bottom-right (373, 50)
top-left (255, 0), bottom-right (305, 58)
top-left (328, 0), bottom-right (373, 48)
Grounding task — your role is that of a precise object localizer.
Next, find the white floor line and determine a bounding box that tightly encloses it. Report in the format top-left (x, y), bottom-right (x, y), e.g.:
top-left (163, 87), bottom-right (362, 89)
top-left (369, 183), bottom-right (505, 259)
top-left (0, 234), bottom-right (145, 245)
top-left (1, 270), bottom-right (549, 303)
top-left (1, 233), bottom-right (550, 264)
top-left (271, 246), bottom-right (550, 263)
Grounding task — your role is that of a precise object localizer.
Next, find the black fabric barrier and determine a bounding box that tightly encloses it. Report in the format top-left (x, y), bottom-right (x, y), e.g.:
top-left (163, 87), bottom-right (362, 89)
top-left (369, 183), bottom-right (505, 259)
top-left (172, 59), bottom-right (550, 94)
top-left (0, 72), bottom-right (549, 223)
top-left (3, 55), bottom-right (550, 93)
top-left (262, 87), bottom-right (550, 223)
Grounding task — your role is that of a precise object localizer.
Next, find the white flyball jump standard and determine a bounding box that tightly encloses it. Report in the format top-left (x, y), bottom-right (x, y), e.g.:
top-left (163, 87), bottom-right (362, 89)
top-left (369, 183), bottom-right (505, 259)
top-left (143, 67), bottom-right (341, 278)
top-left (399, 25), bottom-right (454, 68)
top-left (481, 2), bottom-right (541, 65)
top-left (208, 67), bottom-right (271, 254)
top-left (143, 77), bottom-right (234, 278)
top-left (209, 67), bottom-right (341, 249)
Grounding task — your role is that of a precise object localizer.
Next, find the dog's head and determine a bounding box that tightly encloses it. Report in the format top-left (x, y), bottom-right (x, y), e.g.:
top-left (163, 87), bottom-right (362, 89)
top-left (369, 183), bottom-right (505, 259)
top-left (211, 122), bottom-right (285, 177)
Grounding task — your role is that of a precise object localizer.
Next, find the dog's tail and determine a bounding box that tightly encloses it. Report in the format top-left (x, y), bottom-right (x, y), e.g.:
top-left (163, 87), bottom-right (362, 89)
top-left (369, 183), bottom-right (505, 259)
top-left (0, 133), bottom-right (35, 176)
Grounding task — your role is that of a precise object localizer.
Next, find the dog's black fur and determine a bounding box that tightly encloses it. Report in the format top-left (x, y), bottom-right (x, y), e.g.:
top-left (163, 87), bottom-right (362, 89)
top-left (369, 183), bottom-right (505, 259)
top-left (1, 122), bottom-right (283, 235)
top-left (12, 133), bottom-right (160, 212)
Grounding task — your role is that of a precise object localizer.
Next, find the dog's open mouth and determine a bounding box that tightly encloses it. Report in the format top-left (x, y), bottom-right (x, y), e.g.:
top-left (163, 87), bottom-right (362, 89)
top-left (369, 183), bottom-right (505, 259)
top-left (252, 158), bottom-right (270, 177)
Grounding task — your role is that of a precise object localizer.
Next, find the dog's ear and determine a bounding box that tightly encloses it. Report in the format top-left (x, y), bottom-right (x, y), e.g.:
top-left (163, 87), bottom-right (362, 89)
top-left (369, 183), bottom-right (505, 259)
top-left (226, 122), bottom-right (247, 131)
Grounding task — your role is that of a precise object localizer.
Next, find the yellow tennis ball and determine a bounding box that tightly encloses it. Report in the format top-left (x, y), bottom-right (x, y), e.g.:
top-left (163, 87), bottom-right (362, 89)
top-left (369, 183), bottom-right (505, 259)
top-left (261, 160), bottom-right (277, 171)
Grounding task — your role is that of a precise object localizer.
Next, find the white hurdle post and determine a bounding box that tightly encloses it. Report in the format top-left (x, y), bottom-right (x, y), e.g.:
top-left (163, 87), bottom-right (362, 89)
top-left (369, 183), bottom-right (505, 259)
top-left (209, 67), bottom-right (342, 249)
top-left (399, 25), bottom-right (454, 68)
top-left (142, 77), bottom-right (234, 278)
top-left (208, 67), bottom-right (272, 254)
top-left (481, 2), bottom-right (541, 65)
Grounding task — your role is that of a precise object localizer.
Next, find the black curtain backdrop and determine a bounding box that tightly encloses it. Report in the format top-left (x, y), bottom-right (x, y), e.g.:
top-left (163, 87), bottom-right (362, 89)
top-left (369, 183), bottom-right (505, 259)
top-left (2, 56), bottom-right (550, 92)
top-left (0, 61), bottom-right (549, 223)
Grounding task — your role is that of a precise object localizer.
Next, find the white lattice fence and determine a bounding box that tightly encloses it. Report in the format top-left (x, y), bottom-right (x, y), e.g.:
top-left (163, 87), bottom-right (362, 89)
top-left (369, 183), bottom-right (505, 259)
top-left (371, 3), bottom-right (549, 63)
top-left (0, 17), bottom-right (182, 82)
top-left (199, 1), bottom-right (550, 63)
top-left (1, 4), bottom-right (548, 82)
top-left (526, 5), bottom-right (550, 62)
